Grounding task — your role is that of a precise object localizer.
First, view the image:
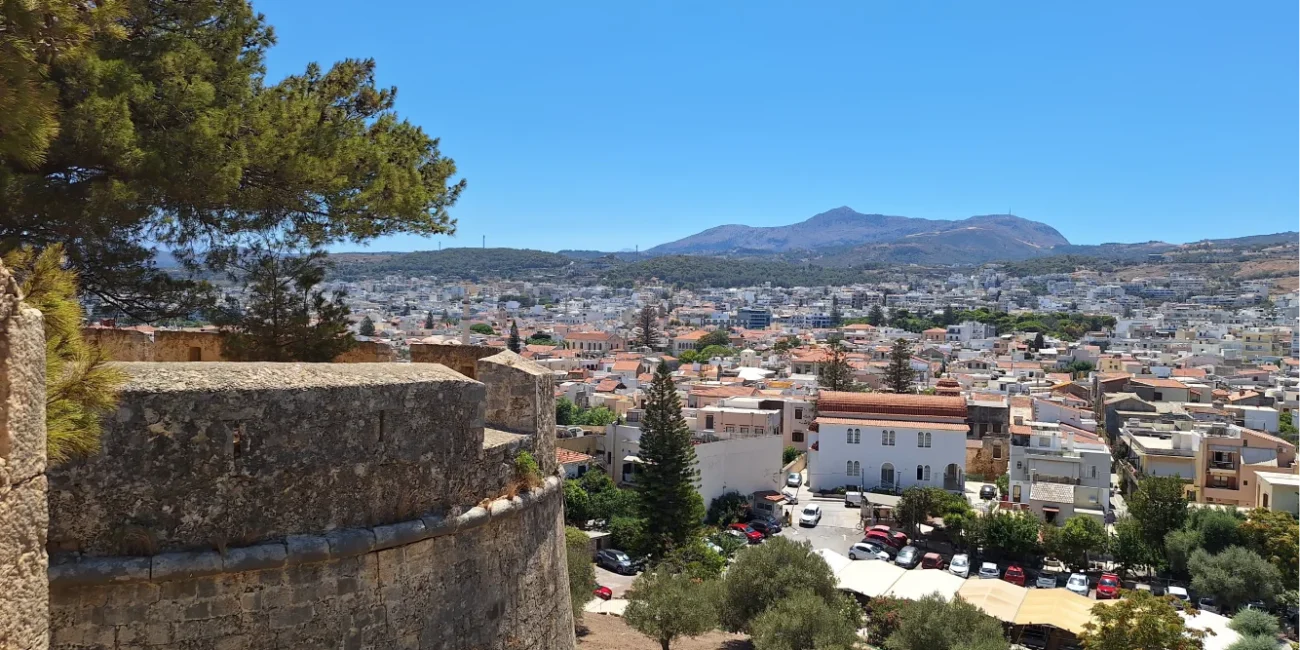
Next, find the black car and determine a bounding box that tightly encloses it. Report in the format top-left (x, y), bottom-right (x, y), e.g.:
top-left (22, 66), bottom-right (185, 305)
top-left (596, 549), bottom-right (635, 575)
top-left (979, 485), bottom-right (997, 500)
top-left (894, 545), bottom-right (922, 569)
top-left (750, 519), bottom-right (782, 537)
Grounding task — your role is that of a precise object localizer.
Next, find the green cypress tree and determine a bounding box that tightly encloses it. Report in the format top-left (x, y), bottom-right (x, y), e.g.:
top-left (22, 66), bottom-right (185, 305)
top-left (638, 361), bottom-right (705, 559)
top-left (424, 310), bottom-right (435, 329)
top-left (885, 337), bottom-right (916, 393)
top-left (867, 304), bottom-right (885, 326)
top-left (817, 339), bottom-right (856, 392)
top-left (359, 316), bottom-right (376, 337)
top-left (507, 319), bottom-right (522, 353)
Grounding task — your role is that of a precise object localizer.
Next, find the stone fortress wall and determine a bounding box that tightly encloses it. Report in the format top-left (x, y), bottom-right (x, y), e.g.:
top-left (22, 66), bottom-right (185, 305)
top-left (44, 348), bottom-right (574, 649)
top-left (82, 327), bottom-right (397, 363)
top-left (0, 266), bottom-right (51, 650)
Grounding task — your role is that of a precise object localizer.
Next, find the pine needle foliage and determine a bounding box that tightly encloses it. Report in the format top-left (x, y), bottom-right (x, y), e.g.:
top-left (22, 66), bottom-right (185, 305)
top-left (637, 361), bottom-right (705, 559)
top-left (4, 245), bottom-right (126, 463)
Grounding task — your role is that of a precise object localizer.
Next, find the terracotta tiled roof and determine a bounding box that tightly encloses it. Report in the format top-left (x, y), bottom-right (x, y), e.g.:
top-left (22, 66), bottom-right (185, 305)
top-left (690, 385), bottom-right (758, 398)
top-left (1130, 377), bottom-right (1187, 389)
top-left (1009, 424), bottom-right (1033, 435)
top-left (816, 392), bottom-right (968, 419)
top-left (594, 379), bottom-right (623, 392)
top-left (567, 331), bottom-right (616, 341)
top-left (813, 417), bottom-right (969, 432)
top-left (612, 360), bottom-right (641, 372)
top-left (556, 448), bottom-right (593, 465)
top-left (1172, 368), bottom-right (1207, 378)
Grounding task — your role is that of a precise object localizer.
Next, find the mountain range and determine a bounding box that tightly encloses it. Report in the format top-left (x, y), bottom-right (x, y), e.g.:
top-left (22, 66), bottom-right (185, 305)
top-left (647, 207), bottom-right (1069, 262)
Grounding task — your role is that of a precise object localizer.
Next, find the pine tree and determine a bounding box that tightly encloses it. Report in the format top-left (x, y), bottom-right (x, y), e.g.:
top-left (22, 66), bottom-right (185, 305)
top-left (209, 251), bottom-right (356, 362)
top-left (634, 305), bottom-right (661, 350)
top-left (941, 304), bottom-right (956, 327)
top-left (1031, 332), bottom-right (1045, 351)
top-left (885, 338), bottom-right (916, 394)
top-left (2, 0), bottom-right (464, 322)
top-left (867, 304), bottom-right (885, 327)
top-left (829, 295), bottom-right (842, 327)
top-left (424, 310), bottom-right (435, 329)
top-left (4, 245), bottom-right (127, 463)
top-left (358, 316), bottom-right (376, 337)
top-left (817, 340), bottom-right (856, 392)
top-left (638, 362), bottom-right (705, 559)
top-left (507, 320), bottom-right (522, 353)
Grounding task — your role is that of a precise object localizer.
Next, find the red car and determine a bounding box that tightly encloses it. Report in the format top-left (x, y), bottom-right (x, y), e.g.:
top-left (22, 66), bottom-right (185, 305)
top-left (729, 523), bottom-right (764, 544)
top-left (1002, 565), bottom-right (1026, 586)
top-left (1096, 573), bottom-right (1120, 599)
top-left (593, 585), bottom-right (613, 600)
top-left (864, 526), bottom-right (909, 549)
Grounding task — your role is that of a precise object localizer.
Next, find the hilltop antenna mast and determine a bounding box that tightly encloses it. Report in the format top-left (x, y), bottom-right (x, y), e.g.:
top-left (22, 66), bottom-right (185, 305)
top-left (482, 235), bottom-right (485, 249)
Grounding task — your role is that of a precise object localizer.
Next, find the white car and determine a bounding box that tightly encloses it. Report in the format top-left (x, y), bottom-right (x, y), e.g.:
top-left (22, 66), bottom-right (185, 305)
top-left (781, 487), bottom-right (799, 505)
top-left (949, 553), bottom-right (971, 578)
top-left (978, 562), bottom-right (1000, 579)
top-left (1066, 573), bottom-right (1090, 597)
top-left (848, 542), bottom-right (890, 561)
top-left (799, 504), bottom-right (822, 527)
top-left (786, 472), bottom-right (803, 487)
top-left (1167, 586), bottom-right (1189, 602)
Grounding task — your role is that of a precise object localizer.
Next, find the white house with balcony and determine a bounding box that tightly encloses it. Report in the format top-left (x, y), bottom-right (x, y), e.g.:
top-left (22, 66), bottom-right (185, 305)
top-left (806, 392), bottom-right (970, 493)
top-left (1008, 422), bottom-right (1111, 525)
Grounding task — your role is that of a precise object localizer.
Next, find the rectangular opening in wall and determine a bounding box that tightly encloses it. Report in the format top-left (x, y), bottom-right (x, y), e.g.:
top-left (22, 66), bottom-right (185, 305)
top-left (188, 346), bottom-right (202, 361)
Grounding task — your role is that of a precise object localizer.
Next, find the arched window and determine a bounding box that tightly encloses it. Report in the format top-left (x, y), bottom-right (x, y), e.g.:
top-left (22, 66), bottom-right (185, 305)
top-left (916, 431), bottom-right (932, 448)
top-left (924, 465), bottom-right (931, 481)
top-left (917, 465), bottom-right (924, 480)
top-left (881, 463), bottom-right (895, 487)
top-left (854, 429), bottom-right (862, 444)
top-left (847, 429), bottom-right (854, 444)
top-left (847, 460), bottom-right (860, 476)
top-left (882, 430), bottom-right (895, 446)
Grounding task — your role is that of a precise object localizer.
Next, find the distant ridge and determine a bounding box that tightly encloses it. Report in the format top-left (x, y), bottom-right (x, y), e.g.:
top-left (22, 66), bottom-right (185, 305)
top-left (645, 207), bottom-right (1070, 263)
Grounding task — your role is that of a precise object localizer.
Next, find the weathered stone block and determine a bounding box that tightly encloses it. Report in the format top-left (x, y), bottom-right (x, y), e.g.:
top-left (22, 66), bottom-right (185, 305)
top-left (372, 519), bottom-right (426, 551)
top-left (222, 543), bottom-right (287, 573)
top-left (325, 529), bottom-right (375, 559)
top-left (285, 534), bottom-right (329, 564)
top-left (152, 551), bottom-right (223, 582)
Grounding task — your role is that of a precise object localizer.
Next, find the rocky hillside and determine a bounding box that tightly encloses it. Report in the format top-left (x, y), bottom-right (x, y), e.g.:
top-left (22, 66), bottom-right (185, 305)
top-left (645, 207), bottom-right (1070, 262)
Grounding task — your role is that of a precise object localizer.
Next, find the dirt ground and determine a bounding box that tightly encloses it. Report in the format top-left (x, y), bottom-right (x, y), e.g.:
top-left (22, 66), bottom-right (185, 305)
top-left (576, 614), bottom-right (753, 650)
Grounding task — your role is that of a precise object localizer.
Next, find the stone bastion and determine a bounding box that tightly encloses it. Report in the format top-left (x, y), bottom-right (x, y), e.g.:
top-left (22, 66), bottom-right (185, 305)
top-left (43, 351), bottom-right (575, 650)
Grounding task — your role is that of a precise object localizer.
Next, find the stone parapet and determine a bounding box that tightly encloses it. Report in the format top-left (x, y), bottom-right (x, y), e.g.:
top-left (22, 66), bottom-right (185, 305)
top-left (49, 476), bottom-right (561, 587)
top-left (0, 262), bottom-right (50, 650)
top-left (47, 362), bottom-right (487, 556)
top-left (49, 477), bottom-right (574, 650)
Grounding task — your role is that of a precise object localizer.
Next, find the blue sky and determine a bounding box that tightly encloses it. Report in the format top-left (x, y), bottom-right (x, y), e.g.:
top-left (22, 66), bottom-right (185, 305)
top-left (254, 1), bottom-right (1298, 253)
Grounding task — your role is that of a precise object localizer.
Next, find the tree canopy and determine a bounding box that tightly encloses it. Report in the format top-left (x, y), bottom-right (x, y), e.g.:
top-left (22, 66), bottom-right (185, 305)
top-left (1189, 546), bottom-right (1283, 611)
top-left (1078, 590), bottom-right (1203, 650)
top-left (750, 589), bottom-right (861, 650)
top-left (2, 0), bottom-right (464, 321)
top-left (885, 338), bottom-right (915, 393)
top-left (624, 568), bottom-right (720, 650)
top-left (883, 593), bottom-right (1009, 650)
top-left (637, 362), bottom-right (704, 559)
top-left (719, 537), bottom-right (840, 633)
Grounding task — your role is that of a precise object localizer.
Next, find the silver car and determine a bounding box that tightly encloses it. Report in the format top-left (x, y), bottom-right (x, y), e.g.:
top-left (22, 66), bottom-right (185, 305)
top-left (1066, 573), bottom-right (1089, 596)
top-left (978, 562), bottom-right (1000, 579)
top-left (949, 553), bottom-right (971, 578)
top-left (786, 472), bottom-right (802, 487)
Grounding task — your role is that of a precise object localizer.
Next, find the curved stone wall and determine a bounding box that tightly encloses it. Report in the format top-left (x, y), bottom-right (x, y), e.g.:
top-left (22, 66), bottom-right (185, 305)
top-left (49, 478), bottom-right (573, 649)
top-left (47, 362), bottom-right (493, 556)
top-left (45, 354), bottom-right (574, 649)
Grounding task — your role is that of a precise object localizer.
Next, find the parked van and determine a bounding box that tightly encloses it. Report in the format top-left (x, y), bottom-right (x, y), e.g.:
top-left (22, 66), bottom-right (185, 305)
top-left (844, 491), bottom-right (863, 507)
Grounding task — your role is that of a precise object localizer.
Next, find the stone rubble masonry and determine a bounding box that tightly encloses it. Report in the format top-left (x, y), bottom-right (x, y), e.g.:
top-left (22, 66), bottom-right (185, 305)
top-left (44, 351), bottom-right (574, 649)
top-left (47, 362), bottom-right (490, 555)
top-left (409, 343), bottom-right (505, 380)
top-left (0, 261), bottom-right (50, 650)
top-left (48, 477), bottom-right (573, 650)
top-left (82, 328), bottom-right (397, 363)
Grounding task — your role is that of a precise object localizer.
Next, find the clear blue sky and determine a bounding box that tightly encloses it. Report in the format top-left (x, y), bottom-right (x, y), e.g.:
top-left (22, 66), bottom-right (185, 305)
top-left (254, 1), bottom-right (1298, 253)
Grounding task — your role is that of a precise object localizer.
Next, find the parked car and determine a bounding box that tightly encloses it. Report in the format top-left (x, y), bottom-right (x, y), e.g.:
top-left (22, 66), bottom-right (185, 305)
top-left (866, 525), bottom-right (909, 548)
top-left (596, 549), bottom-right (635, 575)
top-left (979, 484), bottom-right (998, 500)
top-left (593, 585), bottom-right (613, 600)
top-left (1035, 574), bottom-right (1058, 589)
top-left (1066, 573), bottom-right (1090, 597)
top-left (1197, 597), bottom-right (1219, 614)
top-left (1095, 573), bottom-right (1121, 600)
top-left (704, 540), bottom-right (724, 555)
top-left (728, 523), bottom-right (764, 544)
top-left (799, 504), bottom-right (822, 527)
top-left (750, 518), bottom-right (782, 537)
top-left (781, 487), bottom-right (799, 505)
top-left (895, 545), bottom-right (922, 569)
top-left (845, 491), bottom-right (863, 507)
top-left (978, 562), bottom-right (1000, 579)
top-left (949, 553), bottom-right (971, 578)
top-left (921, 552), bottom-right (946, 570)
top-left (786, 472), bottom-right (803, 487)
top-left (723, 528), bottom-right (748, 542)
top-left (1002, 565), bottom-right (1026, 586)
top-left (848, 542), bottom-right (891, 561)
top-left (1167, 586), bottom-right (1190, 602)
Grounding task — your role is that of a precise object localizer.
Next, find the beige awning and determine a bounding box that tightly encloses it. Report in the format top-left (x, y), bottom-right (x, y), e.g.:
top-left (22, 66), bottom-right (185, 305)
top-left (956, 578), bottom-right (1028, 622)
top-left (1013, 589), bottom-right (1100, 635)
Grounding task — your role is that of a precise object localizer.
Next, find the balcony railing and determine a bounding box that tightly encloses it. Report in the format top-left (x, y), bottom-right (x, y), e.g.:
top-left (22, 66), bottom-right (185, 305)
top-left (1024, 447), bottom-right (1081, 459)
top-left (1208, 460), bottom-right (1237, 471)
